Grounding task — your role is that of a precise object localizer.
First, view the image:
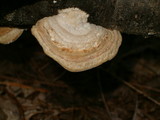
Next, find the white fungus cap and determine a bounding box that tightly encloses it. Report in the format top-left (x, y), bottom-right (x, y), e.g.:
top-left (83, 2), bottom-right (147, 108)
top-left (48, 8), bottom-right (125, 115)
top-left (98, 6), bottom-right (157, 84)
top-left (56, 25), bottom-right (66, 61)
top-left (31, 8), bottom-right (122, 72)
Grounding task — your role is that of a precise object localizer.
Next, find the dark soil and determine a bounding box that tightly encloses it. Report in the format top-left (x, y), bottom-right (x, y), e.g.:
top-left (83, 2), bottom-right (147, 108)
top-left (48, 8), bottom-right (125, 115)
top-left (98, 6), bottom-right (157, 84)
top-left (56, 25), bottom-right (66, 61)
top-left (0, 30), bottom-right (160, 120)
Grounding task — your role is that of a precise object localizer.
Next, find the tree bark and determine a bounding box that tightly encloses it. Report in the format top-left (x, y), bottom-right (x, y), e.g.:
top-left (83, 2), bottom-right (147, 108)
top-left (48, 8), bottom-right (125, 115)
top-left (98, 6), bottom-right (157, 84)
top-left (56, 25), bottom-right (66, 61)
top-left (0, 0), bottom-right (160, 37)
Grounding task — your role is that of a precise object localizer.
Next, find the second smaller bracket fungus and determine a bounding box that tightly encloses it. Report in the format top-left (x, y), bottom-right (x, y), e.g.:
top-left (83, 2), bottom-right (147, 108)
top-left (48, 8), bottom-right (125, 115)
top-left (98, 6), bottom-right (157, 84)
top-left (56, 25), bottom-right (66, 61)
top-left (31, 8), bottom-right (122, 72)
top-left (0, 27), bottom-right (24, 44)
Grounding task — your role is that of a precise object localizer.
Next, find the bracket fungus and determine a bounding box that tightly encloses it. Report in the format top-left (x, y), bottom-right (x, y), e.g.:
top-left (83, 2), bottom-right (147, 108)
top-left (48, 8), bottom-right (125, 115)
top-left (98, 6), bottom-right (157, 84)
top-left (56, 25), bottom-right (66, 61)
top-left (0, 27), bottom-right (24, 44)
top-left (31, 8), bottom-right (122, 72)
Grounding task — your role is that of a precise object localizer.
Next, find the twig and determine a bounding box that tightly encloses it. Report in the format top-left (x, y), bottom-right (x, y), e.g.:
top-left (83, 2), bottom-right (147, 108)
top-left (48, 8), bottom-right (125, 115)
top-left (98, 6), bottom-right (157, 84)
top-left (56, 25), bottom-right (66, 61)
top-left (60, 107), bottom-right (81, 113)
top-left (112, 74), bottom-right (160, 106)
top-left (0, 81), bottom-right (48, 93)
top-left (121, 80), bottom-right (160, 106)
top-left (133, 83), bottom-right (160, 93)
top-left (97, 70), bottom-right (113, 120)
top-left (100, 68), bottom-right (160, 106)
top-left (0, 75), bottom-right (68, 88)
top-left (139, 62), bottom-right (159, 75)
top-left (132, 96), bottom-right (139, 120)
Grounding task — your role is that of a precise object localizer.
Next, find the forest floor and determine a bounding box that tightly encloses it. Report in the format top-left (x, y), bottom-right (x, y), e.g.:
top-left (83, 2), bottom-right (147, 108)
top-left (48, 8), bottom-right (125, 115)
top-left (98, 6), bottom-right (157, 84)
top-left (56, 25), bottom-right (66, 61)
top-left (0, 30), bottom-right (160, 120)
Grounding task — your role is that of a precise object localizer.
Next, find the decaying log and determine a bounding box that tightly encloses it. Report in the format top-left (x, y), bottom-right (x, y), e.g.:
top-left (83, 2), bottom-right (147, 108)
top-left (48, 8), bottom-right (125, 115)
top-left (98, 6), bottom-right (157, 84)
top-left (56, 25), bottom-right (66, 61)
top-left (0, 0), bottom-right (160, 37)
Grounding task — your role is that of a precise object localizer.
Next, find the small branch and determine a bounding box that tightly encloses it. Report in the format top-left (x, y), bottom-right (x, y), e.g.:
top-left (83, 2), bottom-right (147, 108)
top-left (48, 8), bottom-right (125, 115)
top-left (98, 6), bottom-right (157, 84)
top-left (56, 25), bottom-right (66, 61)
top-left (0, 81), bottom-right (48, 93)
top-left (97, 70), bottom-right (113, 120)
top-left (100, 68), bottom-right (160, 106)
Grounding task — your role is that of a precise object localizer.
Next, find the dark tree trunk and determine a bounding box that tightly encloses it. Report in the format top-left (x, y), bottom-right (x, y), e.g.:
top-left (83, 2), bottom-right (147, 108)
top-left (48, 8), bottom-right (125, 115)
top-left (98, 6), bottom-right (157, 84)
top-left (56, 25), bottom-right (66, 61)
top-left (0, 0), bottom-right (160, 37)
